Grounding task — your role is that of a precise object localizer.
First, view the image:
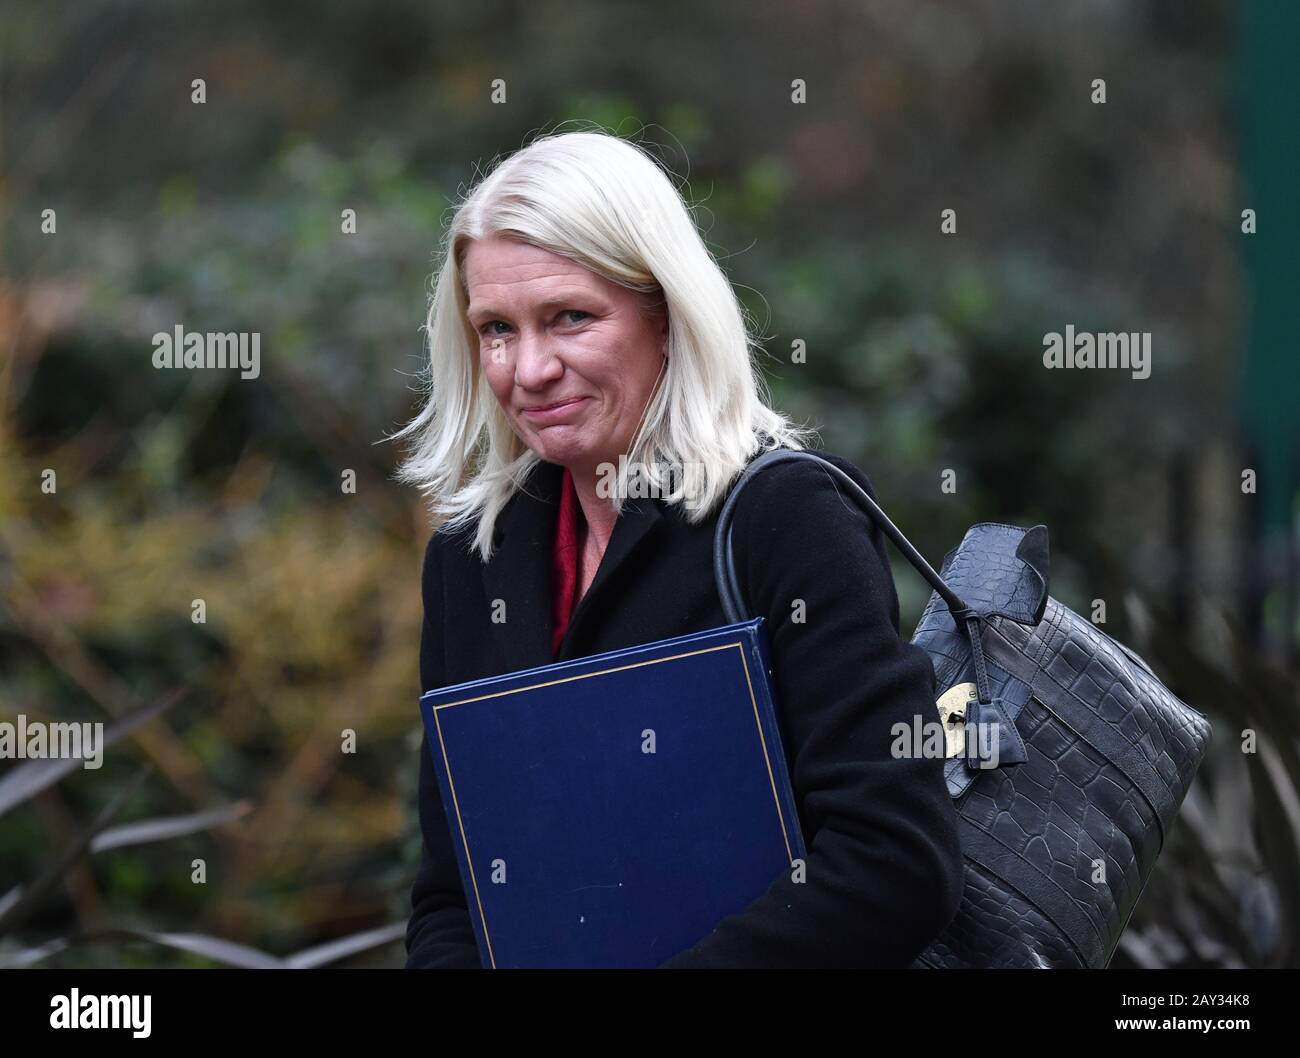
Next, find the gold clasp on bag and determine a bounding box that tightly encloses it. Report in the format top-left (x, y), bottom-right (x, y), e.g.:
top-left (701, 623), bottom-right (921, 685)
top-left (935, 682), bottom-right (977, 758)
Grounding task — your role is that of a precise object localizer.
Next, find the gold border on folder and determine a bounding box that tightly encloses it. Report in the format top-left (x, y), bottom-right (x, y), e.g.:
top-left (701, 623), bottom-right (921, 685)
top-left (428, 642), bottom-right (797, 969)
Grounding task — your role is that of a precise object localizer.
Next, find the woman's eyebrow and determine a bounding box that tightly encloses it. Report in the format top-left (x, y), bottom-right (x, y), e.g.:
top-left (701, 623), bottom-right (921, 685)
top-left (469, 293), bottom-right (599, 321)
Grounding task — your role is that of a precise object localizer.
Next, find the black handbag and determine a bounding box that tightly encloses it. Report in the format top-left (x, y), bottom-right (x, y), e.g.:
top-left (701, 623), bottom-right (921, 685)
top-left (713, 449), bottom-right (1212, 968)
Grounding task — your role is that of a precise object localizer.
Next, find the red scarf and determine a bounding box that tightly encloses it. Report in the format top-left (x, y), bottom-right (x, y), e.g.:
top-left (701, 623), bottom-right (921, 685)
top-left (550, 465), bottom-right (582, 657)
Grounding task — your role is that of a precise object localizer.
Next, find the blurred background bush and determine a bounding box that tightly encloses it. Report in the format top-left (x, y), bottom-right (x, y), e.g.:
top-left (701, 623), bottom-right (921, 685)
top-left (1, 0), bottom-right (1296, 967)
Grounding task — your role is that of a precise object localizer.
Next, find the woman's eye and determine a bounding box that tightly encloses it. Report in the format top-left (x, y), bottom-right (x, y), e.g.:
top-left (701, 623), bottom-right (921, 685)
top-left (480, 321), bottom-right (509, 336)
top-left (561, 310), bottom-right (590, 325)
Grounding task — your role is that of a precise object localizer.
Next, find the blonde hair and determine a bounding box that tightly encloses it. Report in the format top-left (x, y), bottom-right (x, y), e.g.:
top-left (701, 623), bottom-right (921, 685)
top-left (391, 125), bottom-right (815, 561)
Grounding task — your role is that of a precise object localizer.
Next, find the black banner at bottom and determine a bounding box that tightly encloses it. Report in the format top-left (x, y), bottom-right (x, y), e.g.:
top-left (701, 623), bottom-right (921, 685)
top-left (0, 967), bottom-right (1288, 1044)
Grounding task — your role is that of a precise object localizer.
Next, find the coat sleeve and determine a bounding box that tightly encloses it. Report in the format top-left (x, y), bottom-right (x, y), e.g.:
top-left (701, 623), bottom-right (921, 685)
top-left (405, 531), bottom-right (484, 969)
top-left (659, 454), bottom-right (965, 967)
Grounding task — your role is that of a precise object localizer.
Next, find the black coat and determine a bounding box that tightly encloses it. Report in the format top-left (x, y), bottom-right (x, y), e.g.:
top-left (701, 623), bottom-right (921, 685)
top-left (405, 447), bottom-right (965, 968)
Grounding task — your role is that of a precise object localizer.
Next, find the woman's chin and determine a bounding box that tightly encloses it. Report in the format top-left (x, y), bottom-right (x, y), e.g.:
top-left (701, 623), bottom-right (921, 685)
top-left (528, 428), bottom-right (596, 467)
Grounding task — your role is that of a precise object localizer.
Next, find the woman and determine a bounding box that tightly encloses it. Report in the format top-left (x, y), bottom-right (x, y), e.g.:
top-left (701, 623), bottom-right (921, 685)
top-left (396, 129), bottom-right (964, 968)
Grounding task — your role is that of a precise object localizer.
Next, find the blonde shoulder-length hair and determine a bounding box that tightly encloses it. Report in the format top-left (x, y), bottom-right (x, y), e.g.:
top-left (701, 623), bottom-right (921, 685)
top-left (391, 126), bottom-right (815, 562)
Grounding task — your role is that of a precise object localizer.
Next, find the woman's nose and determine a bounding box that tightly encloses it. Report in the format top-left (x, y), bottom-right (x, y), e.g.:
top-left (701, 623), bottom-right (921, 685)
top-left (512, 331), bottom-right (563, 388)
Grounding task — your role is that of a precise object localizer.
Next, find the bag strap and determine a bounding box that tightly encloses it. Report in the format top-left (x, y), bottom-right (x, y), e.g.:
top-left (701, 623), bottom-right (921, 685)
top-left (713, 449), bottom-right (968, 618)
top-left (712, 449), bottom-right (996, 704)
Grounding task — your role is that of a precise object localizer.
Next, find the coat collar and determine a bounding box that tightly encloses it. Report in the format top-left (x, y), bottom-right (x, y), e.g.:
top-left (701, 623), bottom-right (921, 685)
top-left (482, 458), bottom-right (665, 664)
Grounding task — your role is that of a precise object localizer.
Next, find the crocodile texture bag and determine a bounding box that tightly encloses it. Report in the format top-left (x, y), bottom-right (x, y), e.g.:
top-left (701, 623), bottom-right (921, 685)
top-left (714, 450), bottom-right (1212, 968)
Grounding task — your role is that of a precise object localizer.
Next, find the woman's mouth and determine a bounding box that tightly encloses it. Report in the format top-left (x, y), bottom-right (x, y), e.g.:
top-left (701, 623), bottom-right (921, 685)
top-left (520, 396), bottom-right (590, 423)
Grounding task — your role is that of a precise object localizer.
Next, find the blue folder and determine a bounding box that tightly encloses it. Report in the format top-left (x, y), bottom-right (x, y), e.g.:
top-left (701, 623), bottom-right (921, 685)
top-left (419, 617), bottom-right (806, 968)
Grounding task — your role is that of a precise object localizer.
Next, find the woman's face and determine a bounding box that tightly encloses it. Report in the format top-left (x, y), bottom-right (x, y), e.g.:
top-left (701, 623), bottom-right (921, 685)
top-left (463, 234), bottom-right (667, 475)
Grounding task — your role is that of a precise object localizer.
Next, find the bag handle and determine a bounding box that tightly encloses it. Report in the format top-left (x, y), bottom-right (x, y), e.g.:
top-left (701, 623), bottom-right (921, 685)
top-left (712, 449), bottom-right (997, 707)
top-left (713, 450), bottom-right (969, 619)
